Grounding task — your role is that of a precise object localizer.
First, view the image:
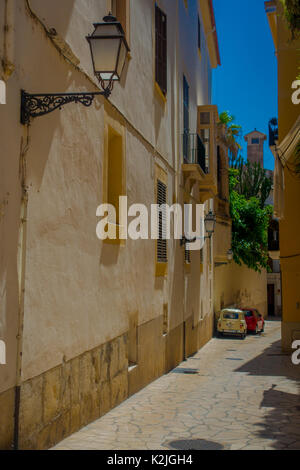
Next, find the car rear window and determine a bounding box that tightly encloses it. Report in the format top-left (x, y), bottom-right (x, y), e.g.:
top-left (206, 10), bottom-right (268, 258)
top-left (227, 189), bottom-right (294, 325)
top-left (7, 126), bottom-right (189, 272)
top-left (223, 312), bottom-right (239, 320)
top-left (244, 311), bottom-right (254, 317)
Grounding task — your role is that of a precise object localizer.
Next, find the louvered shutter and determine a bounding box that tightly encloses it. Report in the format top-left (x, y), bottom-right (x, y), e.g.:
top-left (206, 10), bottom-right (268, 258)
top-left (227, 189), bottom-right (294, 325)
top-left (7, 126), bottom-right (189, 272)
top-left (157, 179), bottom-right (167, 263)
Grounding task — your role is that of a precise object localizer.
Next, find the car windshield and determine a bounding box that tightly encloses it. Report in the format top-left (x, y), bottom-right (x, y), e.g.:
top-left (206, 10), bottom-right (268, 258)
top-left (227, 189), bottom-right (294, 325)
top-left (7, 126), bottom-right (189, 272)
top-left (223, 312), bottom-right (239, 320)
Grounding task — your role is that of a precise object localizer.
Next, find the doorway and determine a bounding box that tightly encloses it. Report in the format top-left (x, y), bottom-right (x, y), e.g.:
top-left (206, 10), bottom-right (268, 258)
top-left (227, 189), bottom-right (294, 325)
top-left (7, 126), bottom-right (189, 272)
top-left (267, 284), bottom-right (275, 316)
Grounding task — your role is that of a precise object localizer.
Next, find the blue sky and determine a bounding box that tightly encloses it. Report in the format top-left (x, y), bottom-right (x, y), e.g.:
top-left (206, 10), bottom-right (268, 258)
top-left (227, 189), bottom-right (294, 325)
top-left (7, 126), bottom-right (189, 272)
top-left (212, 0), bottom-right (278, 170)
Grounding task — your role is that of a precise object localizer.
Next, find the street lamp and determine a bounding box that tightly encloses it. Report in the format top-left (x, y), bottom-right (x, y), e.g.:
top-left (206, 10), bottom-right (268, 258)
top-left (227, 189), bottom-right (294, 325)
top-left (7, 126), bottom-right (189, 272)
top-left (20, 14), bottom-right (130, 125)
top-left (180, 210), bottom-right (216, 246)
top-left (86, 13), bottom-right (129, 91)
top-left (204, 210), bottom-right (216, 239)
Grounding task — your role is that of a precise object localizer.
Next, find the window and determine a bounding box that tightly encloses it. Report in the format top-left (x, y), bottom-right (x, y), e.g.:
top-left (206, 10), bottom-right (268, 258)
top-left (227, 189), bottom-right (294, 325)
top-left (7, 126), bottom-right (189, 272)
top-left (155, 5), bottom-right (167, 96)
top-left (103, 119), bottom-right (126, 244)
top-left (217, 146), bottom-right (222, 196)
top-left (198, 16), bottom-right (201, 51)
top-left (183, 75), bottom-right (189, 162)
top-left (252, 138), bottom-right (259, 144)
top-left (107, 128), bottom-right (123, 226)
top-left (157, 179), bottom-right (167, 263)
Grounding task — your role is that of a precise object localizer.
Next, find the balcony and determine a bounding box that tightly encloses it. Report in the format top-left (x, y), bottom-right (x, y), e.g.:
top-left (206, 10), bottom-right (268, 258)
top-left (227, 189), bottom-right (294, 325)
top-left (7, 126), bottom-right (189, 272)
top-left (182, 132), bottom-right (208, 173)
top-left (182, 105), bottom-right (219, 202)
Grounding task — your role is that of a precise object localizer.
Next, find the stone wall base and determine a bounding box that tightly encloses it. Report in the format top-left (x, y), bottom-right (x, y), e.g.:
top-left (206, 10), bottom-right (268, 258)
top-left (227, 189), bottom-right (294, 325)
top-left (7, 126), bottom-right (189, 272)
top-left (1, 314), bottom-right (215, 450)
top-left (0, 387), bottom-right (15, 450)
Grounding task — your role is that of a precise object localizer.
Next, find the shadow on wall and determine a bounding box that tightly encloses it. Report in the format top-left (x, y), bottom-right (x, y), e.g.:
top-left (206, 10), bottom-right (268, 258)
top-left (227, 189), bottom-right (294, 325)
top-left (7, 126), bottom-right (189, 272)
top-left (29, 0), bottom-right (76, 37)
top-left (234, 336), bottom-right (300, 450)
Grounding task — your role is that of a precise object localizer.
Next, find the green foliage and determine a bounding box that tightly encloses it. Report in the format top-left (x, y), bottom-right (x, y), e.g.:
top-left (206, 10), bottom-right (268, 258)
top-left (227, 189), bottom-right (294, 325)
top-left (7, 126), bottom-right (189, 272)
top-left (232, 160), bottom-right (273, 207)
top-left (280, 0), bottom-right (300, 40)
top-left (219, 111), bottom-right (242, 163)
top-left (229, 169), bottom-right (273, 272)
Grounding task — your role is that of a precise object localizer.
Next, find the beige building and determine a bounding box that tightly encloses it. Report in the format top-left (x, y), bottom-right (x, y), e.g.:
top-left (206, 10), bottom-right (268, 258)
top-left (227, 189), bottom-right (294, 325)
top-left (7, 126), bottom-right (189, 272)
top-left (244, 129), bottom-right (267, 167)
top-left (0, 0), bottom-right (228, 449)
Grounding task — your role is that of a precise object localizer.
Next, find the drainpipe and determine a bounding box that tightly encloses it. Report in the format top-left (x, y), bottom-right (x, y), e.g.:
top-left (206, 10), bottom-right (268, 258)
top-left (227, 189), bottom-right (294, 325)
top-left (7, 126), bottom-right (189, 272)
top-left (14, 129), bottom-right (30, 450)
top-left (2, 0), bottom-right (15, 80)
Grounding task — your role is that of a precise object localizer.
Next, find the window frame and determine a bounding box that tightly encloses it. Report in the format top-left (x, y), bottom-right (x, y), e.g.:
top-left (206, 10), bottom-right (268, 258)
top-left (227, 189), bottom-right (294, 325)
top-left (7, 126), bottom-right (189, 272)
top-left (183, 75), bottom-right (190, 162)
top-left (155, 4), bottom-right (167, 96)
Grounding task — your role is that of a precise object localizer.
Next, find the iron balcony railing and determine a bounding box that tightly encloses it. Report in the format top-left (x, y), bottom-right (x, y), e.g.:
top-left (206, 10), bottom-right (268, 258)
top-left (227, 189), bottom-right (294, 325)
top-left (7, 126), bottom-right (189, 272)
top-left (183, 132), bottom-right (209, 173)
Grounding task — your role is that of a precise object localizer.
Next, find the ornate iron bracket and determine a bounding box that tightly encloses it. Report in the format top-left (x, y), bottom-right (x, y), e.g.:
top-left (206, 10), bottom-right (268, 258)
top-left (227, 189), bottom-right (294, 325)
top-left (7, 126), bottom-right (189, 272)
top-left (20, 86), bottom-right (112, 125)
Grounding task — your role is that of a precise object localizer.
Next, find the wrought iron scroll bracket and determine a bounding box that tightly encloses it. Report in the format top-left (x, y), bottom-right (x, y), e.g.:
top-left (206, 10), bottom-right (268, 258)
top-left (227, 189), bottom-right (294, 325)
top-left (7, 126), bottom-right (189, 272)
top-left (20, 86), bottom-right (112, 125)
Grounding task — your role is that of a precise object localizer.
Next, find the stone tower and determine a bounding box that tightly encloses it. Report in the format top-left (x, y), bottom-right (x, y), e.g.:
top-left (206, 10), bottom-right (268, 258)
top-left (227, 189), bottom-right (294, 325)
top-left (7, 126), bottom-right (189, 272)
top-left (244, 129), bottom-right (267, 167)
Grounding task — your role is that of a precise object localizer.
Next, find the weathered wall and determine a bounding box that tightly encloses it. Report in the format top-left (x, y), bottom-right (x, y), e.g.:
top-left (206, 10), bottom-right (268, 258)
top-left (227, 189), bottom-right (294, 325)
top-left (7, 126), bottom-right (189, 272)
top-left (214, 262), bottom-right (268, 318)
top-left (0, 0), bottom-right (218, 449)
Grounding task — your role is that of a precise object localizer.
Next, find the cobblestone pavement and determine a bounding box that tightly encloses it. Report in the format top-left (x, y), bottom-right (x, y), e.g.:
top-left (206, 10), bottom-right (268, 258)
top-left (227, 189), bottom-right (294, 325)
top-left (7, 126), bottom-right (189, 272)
top-left (53, 320), bottom-right (300, 450)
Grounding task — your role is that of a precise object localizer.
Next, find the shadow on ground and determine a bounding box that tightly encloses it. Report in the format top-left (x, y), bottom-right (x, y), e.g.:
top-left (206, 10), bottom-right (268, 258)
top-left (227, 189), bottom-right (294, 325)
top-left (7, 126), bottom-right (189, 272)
top-left (235, 337), bottom-right (300, 449)
top-left (165, 439), bottom-right (227, 450)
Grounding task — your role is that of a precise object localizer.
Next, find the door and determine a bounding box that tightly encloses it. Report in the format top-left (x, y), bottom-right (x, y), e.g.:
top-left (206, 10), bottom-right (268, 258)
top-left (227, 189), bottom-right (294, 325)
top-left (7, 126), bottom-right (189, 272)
top-left (267, 284), bottom-right (275, 316)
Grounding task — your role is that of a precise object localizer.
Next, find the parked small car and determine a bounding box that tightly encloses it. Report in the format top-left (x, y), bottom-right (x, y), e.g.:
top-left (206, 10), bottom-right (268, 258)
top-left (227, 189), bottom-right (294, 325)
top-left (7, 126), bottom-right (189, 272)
top-left (240, 308), bottom-right (265, 334)
top-left (217, 309), bottom-right (247, 339)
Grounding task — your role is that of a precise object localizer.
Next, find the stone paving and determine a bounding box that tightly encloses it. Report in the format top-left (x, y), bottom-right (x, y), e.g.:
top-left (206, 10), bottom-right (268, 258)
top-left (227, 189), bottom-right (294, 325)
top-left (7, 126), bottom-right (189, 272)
top-left (53, 320), bottom-right (300, 450)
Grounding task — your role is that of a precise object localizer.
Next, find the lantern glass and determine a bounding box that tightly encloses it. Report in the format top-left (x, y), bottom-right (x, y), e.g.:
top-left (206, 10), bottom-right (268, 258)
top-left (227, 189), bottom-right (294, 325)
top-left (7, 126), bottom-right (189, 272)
top-left (87, 19), bottom-right (129, 83)
top-left (204, 211), bottom-right (216, 234)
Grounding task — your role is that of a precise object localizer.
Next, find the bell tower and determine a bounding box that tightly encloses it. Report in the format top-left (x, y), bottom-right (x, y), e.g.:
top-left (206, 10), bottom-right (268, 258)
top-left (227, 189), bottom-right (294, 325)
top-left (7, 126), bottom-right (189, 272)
top-left (244, 129), bottom-right (267, 167)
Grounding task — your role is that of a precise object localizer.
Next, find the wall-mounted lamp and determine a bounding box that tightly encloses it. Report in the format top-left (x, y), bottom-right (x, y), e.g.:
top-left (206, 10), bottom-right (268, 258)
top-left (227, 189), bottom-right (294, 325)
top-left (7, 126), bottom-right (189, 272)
top-left (20, 13), bottom-right (130, 125)
top-left (180, 210), bottom-right (216, 246)
top-left (204, 210), bottom-right (216, 239)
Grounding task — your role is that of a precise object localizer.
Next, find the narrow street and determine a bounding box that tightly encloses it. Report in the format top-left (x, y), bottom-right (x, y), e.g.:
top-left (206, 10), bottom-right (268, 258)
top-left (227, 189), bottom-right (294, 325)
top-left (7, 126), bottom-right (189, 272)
top-left (53, 320), bottom-right (300, 451)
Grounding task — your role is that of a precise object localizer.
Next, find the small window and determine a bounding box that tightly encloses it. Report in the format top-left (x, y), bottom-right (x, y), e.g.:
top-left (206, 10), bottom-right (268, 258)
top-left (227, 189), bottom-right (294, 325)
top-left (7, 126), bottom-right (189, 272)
top-left (183, 75), bottom-right (189, 162)
top-left (252, 138), bottom-right (259, 144)
top-left (200, 112), bottom-right (210, 125)
top-left (155, 5), bottom-right (167, 96)
top-left (157, 179), bottom-right (167, 263)
top-left (217, 146), bottom-right (222, 196)
top-left (198, 16), bottom-right (201, 51)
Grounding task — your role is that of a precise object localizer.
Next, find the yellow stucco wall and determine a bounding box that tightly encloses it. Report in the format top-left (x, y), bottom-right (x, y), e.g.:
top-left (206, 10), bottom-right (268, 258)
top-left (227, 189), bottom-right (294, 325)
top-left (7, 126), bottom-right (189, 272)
top-left (272, 1), bottom-right (300, 350)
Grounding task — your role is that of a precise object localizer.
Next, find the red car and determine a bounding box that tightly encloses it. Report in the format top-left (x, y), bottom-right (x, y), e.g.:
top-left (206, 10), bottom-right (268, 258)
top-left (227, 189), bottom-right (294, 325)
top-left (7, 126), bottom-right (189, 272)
top-left (240, 308), bottom-right (265, 334)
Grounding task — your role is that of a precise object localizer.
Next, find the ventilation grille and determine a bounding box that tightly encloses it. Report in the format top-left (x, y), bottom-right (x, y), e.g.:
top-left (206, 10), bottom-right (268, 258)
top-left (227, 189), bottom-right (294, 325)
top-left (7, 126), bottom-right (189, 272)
top-left (185, 247), bottom-right (191, 264)
top-left (157, 179), bottom-right (167, 263)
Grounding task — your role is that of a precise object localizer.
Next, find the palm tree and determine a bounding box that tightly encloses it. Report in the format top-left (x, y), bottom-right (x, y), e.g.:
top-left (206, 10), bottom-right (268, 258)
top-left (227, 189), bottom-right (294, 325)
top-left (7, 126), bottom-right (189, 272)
top-left (219, 111), bottom-right (242, 166)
